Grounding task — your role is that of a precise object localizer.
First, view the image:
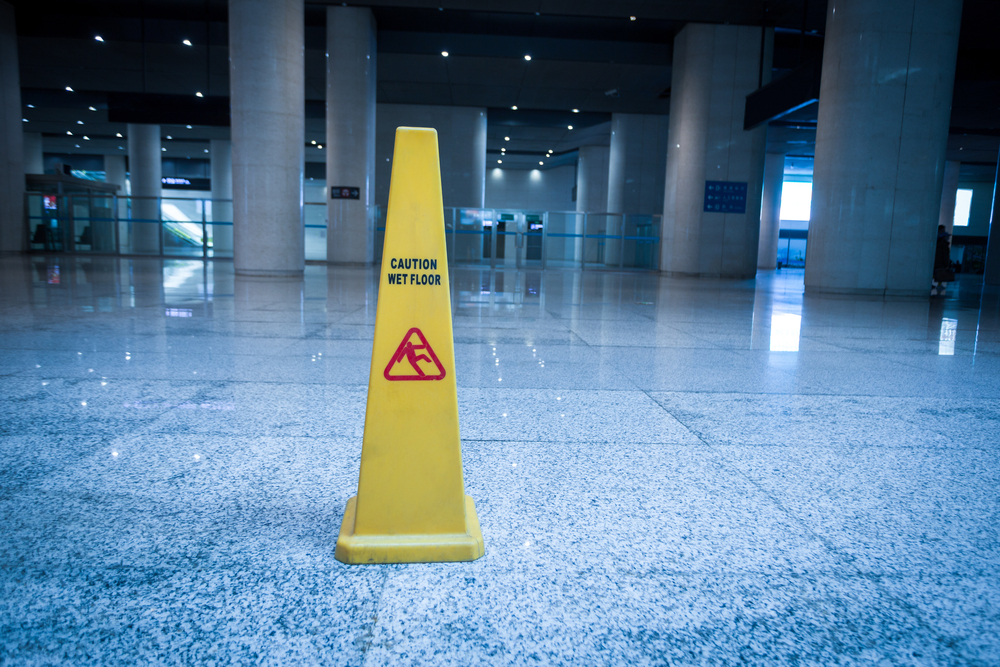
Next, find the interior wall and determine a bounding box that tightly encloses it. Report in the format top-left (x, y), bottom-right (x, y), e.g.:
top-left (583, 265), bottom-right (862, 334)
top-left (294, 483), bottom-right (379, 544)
top-left (485, 165), bottom-right (576, 212)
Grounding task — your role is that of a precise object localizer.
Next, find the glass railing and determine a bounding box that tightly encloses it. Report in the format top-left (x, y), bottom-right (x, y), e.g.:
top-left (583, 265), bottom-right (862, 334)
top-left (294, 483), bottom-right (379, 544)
top-left (25, 193), bottom-right (663, 270)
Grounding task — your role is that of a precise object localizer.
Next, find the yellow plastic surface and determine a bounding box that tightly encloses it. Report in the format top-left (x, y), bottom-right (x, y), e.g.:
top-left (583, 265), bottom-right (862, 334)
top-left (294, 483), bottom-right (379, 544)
top-left (335, 127), bottom-right (485, 564)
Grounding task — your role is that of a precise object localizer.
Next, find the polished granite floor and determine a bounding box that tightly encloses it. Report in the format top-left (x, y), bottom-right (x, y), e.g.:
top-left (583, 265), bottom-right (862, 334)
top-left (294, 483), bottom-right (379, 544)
top-left (1, 254), bottom-right (998, 666)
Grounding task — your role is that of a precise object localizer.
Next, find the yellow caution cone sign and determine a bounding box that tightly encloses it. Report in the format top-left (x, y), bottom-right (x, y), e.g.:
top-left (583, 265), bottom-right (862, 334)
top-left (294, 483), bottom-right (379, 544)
top-left (335, 127), bottom-right (485, 564)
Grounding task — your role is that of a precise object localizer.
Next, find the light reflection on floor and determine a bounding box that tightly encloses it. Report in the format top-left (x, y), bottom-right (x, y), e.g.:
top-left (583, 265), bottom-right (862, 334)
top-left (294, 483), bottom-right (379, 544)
top-left (1, 254), bottom-right (999, 666)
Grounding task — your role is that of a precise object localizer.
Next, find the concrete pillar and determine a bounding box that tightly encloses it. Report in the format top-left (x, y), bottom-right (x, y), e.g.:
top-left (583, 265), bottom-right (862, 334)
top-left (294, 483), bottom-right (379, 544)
top-left (326, 6), bottom-right (376, 265)
top-left (127, 124), bottom-right (162, 254)
top-left (0, 1), bottom-right (25, 254)
top-left (466, 111), bottom-right (487, 210)
top-left (104, 155), bottom-right (127, 253)
top-left (104, 155), bottom-right (126, 190)
top-left (804, 0), bottom-right (963, 298)
top-left (23, 132), bottom-right (43, 174)
top-left (229, 0), bottom-right (305, 277)
top-left (607, 113), bottom-right (670, 266)
top-left (758, 153), bottom-right (785, 270)
top-left (576, 145), bottom-right (610, 265)
top-left (937, 160), bottom-right (961, 235)
top-left (375, 105), bottom-right (486, 209)
top-left (606, 117), bottom-right (628, 266)
top-left (985, 149), bottom-right (1000, 287)
top-left (211, 139), bottom-right (233, 254)
top-left (660, 24), bottom-right (773, 279)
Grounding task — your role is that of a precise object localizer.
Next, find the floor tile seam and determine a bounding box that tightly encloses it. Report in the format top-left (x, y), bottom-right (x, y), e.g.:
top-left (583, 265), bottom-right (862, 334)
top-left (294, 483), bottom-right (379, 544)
top-left (636, 385), bottom-right (883, 583)
top-left (678, 443), bottom-right (980, 649)
top-left (685, 441), bottom-right (996, 452)
top-left (644, 388), bottom-right (1000, 399)
top-left (358, 568), bottom-right (394, 667)
top-left (0, 564), bottom-right (957, 580)
top-left (459, 438), bottom-right (706, 446)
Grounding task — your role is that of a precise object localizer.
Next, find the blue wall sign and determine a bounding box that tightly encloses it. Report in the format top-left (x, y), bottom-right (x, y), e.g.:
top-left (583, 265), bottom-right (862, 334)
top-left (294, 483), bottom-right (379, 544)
top-left (703, 181), bottom-right (748, 214)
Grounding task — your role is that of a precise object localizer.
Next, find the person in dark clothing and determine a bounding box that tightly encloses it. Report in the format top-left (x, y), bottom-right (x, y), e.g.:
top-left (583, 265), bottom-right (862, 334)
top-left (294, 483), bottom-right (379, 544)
top-left (932, 224), bottom-right (954, 295)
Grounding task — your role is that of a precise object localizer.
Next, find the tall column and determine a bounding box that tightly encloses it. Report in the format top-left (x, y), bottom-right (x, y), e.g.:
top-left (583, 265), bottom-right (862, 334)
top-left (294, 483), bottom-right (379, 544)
top-left (454, 109), bottom-right (487, 209)
top-left (575, 145), bottom-right (610, 265)
top-left (985, 149), bottom-right (1000, 287)
top-left (758, 153), bottom-right (785, 269)
top-left (937, 160), bottom-right (961, 235)
top-left (23, 132), bottom-right (43, 174)
top-left (104, 155), bottom-right (127, 253)
top-left (660, 24), bottom-right (773, 279)
top-left (375, 105), bottom-right (486, 209)
top-left (804, 0), bottom-right (962, 298)
top-left (326, 6), bottom-right (376, 265)
top-left (229, 0), bottom-right (305, 277)
top-left (211, 139), bottom-right (233, 254)
top-left (0, 1), bottom-right (25, 254)
top-left (127, 124), bottom-right (162, 254)
top-left (607, 113), bottom-right (670, 266)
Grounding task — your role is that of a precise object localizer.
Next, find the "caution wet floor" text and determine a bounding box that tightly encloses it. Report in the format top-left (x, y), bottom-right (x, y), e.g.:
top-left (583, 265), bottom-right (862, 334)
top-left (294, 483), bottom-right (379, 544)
top-left (387, 257), bottom-right (441, 285)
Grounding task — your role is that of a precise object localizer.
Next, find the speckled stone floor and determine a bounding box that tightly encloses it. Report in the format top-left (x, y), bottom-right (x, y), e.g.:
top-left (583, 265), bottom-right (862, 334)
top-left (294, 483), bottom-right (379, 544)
top-left (1, 254), bottom-right (998, 666)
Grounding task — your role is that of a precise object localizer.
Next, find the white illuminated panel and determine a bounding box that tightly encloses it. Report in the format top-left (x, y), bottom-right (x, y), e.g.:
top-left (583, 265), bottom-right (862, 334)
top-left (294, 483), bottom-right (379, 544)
top-left (953, 189), bottom-right (972, 227)
top-left (780, 181), bottom-right (812, 221)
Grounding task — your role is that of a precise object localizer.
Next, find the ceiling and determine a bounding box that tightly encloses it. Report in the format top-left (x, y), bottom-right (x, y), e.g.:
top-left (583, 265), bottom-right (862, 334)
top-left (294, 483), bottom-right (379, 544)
top-left (10, 0), bottom-right (1000, 173)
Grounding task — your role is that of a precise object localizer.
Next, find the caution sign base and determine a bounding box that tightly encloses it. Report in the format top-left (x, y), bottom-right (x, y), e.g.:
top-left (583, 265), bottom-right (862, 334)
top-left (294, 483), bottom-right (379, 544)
top-left (335, 495), bottom-right (484, 564)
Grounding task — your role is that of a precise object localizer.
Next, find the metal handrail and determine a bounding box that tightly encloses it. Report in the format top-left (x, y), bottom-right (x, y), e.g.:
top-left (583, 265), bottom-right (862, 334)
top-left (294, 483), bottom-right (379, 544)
top-left (24, 193), bottom-right (663, 270)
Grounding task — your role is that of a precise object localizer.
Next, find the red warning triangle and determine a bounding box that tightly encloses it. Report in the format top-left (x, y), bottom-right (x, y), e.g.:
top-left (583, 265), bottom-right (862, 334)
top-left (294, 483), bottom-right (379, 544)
top-left (383, 327), bottom-right (447, 381)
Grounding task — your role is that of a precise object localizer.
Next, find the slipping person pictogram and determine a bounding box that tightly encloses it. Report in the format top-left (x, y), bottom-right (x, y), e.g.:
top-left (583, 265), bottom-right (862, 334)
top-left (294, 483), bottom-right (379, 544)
top-left (384, 328), bottom-right (446, 380)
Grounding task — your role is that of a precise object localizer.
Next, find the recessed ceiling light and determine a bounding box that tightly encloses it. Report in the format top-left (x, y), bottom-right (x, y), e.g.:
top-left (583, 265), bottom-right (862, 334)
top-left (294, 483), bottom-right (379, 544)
top-left (27, 104), bottom-right (34, 108)
top-left (195, 92), bottom-right (203, 97)
top-left (204, 149), bottom-right (209, 153)
top-left (119, 146), bottom-right (124, 149)
top-left (630, 16), bottom-right (636, 21)
top-left (183, 39), bottom-right (192, 46)
top-left (166, 135), bottom-right (172, 140)
top-left (524, 55), bottom-right (531, 61)
top-left (539, 161), bottom-right (544, 165)
top-left (441, 51), bottom-right (448, 57)
top-left (22, 118), bottom-right (27, 122)
top-left (318, 145), bottom-right (323, 149)
top-left (116, 132), bottom-right (122, 137)
top-left (511, 105), bottom-right (518, 110)
top-left (186, 125), bottom-right (192, 129)
top-left (83, 136), bottom-right (90, 140)
top-left (311, 140), bottom-right (316, 144)
top-left (66, 131), bottom-right (72, 135)
top-left (95, 36), bottom-right (104, 42)
top-left (75, 144), bottom-right (80, 148)
top-left (572, 109), bottom-right (579, 113)
top-left (88, 106), bottom-right (97, 111)
top-left (77, 120), bottom-right (84, 124)
top-left (65, 86), bottom-right (73, 92)
top-left (504, 136), bottom-right (510, 141)
top-left (162, 147), bottom-right (166, 151)
top-left (498, 160), bottom-right (502, 163)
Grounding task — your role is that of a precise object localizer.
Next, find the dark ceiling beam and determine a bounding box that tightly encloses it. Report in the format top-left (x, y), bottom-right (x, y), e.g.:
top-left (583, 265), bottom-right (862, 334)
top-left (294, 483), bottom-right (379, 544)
top-left (744, 59), bottom-right (822, 131)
